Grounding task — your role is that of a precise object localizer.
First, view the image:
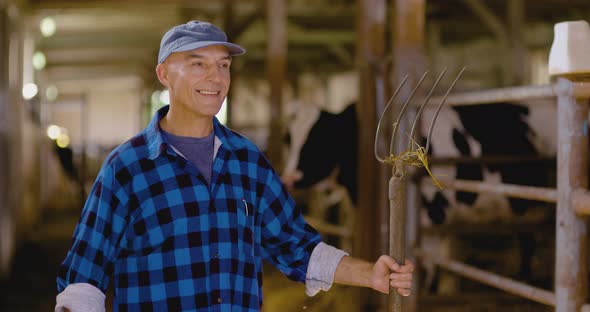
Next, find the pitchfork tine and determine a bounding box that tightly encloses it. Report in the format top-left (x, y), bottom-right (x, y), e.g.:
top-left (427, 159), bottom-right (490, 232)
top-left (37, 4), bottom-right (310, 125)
top-left (425, 67), bottom-right (466, 155)
top-left (374, 75), bottom-right (409, 163)
top-left (389, 71), bottom-right (429, 156)
top-left (408, 68), bottom-right (448, 150)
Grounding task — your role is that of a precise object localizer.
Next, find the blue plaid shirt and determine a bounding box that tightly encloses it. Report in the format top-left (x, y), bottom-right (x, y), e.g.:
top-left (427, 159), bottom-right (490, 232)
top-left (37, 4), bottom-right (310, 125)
top-left (57, 106), bottom-right (322, 311)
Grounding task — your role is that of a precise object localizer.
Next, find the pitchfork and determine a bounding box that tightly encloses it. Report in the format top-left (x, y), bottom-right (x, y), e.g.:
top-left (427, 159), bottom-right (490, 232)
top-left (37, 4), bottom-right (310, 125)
top-left (374, 67), bottom-right (465, 312)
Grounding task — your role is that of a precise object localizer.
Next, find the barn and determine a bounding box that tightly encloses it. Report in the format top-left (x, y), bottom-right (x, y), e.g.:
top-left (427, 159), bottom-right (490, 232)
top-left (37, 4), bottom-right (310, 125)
top-left (0, 1), bottom-right (589, 311)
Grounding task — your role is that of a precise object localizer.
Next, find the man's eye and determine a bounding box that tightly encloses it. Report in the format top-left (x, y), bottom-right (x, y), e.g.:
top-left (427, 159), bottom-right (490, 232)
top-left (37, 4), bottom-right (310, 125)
top-left (220, 63), bottom-right (230, 68)
top-left (192, 62), bottom-right (202, 66)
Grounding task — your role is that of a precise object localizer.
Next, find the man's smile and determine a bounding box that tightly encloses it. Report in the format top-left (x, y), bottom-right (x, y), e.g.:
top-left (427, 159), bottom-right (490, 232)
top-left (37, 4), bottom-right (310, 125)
top-left (197, 90), bottom-right (220, 95)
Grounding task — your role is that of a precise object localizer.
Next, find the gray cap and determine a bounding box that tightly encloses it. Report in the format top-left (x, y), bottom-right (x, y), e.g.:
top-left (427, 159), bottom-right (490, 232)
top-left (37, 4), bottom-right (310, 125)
top-left (158, 20), bottom-right (246, 64)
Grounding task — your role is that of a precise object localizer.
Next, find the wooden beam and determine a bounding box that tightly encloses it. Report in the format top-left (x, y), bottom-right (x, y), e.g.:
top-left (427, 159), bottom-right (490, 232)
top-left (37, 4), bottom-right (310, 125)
top-left (230, 0), bottom-right (264, 40)
top-left (462, 0), bottom-right (507, 39)
top-left (29, 0), bottom-right (216, 11)
top-left (0, 5), bottom-right (24, 278)
top-left (462, 0), bottom-right (511, 85)
top-left (224, 0), bottom-right (234, 127)
top-left (237, 21), bottom-right (355, 47)
top-left (37, 32), bottom-right (162, 50)
top-left (391, 1), bottom-right (426, 311)
top-left (43, 47), bottom-right (155, 65)
top-left (0, 4), bottom-right (11, 278)
top-left (356, 0), bottom-right (386, 310)
top-left (266, 0), bottom-right (286, 168)
top-left (508, 0), bottom-right (527, 85)
top-left (45, 63), bottom-right (149, 81)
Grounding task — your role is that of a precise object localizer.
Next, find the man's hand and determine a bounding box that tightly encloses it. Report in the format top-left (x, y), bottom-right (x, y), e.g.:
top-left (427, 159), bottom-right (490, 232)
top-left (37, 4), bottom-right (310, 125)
top-left (370, 255), bottom-right (414, 296)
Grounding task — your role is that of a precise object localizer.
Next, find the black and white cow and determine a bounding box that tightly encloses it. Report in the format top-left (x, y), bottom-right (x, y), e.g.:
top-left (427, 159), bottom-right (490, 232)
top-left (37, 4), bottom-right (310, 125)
top-left (422, 102), bottom-right (552, 224)
top-left (282, 102), bottom-right (358, 203)
top-left (284, 101), bottom-right (553, 218)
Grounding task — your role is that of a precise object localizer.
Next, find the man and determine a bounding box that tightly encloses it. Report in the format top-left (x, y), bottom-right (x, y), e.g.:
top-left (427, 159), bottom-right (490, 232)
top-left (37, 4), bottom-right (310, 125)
top-left (55, 20), bottom-right (413, 312)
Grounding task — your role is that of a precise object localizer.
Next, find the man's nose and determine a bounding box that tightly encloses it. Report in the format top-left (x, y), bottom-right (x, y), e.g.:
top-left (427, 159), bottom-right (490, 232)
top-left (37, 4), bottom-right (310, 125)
top-left (206, 65), bottom-right (222, 82)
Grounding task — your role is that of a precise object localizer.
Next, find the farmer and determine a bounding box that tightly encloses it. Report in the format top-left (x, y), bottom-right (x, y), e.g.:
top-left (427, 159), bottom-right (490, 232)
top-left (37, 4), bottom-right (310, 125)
top-left (55, 20), bottom-right (414, 311)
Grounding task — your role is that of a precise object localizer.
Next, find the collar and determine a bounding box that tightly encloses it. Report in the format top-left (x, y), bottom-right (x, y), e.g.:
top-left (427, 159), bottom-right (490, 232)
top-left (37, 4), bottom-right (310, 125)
top-left (146, 105), bottom-right (233, 160)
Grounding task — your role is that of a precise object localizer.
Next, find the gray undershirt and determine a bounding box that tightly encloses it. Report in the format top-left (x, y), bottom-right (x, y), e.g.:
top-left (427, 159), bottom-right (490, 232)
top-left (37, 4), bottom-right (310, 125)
top-left (161, 129), bottom-right (215, 185)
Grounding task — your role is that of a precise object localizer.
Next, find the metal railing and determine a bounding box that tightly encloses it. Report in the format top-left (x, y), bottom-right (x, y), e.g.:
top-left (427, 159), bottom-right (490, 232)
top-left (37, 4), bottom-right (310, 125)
top-left (411, 78), bottom-right (590, 311)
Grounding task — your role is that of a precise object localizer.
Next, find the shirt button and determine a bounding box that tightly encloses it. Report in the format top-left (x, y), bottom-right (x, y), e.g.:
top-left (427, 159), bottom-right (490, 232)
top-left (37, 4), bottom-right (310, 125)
top-left (214, 253), bottom-right (220, 258)
top-left (217, 298), bottom-right (223, 303)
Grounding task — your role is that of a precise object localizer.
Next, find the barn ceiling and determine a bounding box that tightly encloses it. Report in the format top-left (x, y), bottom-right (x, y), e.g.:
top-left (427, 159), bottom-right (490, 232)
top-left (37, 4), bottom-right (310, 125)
top-left (25, 0), bottom-right (590, 94)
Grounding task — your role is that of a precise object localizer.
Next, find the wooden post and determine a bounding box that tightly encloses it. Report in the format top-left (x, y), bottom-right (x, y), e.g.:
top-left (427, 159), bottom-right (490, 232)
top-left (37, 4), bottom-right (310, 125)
top-left (0, 4), bottom-right (10, 278)
top-left (223, 0), bottom-right (234, 127)
top-left (391, 1), bottom-right (426, 311)
top-left (267, 0), bottom-right (286, 169)
top-left (462, 0), bottom-right (511, 85)
top-left (507, 0), bottom-right (526, 85)
top-left (0, 3), bottom-right (23, 278)
top-left (79, 94), bottom-right (88, 206)
top-left (554, 77), bottom-right (588, 312)
top-left (356, 0), bottom-right (386, 310)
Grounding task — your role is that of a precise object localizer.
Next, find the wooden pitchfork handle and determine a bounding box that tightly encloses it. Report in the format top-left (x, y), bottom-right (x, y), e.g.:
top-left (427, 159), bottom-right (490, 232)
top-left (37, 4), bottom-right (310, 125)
top-left (389, 160), bottom-right (406, 312)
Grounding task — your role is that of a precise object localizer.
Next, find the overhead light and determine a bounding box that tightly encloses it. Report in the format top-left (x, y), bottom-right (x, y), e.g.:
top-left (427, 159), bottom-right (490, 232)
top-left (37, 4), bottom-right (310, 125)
top-left (40, 17), bottom-right (56, 37)
top-left (56, 133), bottom-right (70, 148)
top-left (46, 125), bottom-right (61, 140)
top-left (46, 85), bottom-right (58, 101)
top-left (32, 51), bottom-right (46, 70)
top-left (22, 83), bottom-right (38, 100)
top-left (160, 89), bottom-right (170, 104)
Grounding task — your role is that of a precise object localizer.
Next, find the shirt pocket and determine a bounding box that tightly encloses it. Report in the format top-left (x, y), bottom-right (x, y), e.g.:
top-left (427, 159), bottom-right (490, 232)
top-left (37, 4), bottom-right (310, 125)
top-left (237, 198), bottom-right (255, 258)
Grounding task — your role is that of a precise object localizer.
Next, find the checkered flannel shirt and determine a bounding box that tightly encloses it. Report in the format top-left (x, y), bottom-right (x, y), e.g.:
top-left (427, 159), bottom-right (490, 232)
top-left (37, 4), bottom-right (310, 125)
top-left (57, 106), bottom-right (322, 311)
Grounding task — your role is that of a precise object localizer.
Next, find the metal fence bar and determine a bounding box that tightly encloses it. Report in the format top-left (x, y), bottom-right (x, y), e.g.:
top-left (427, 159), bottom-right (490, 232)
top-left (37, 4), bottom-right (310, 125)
top-left (414, 79), bottom-right (590, 311)
top-left (429, 178), bottom-right (558, 203)
top-left (429, 155), bottom-right (555, 165)
top-left (425, 84), bottom-right (554, 106)
top-left (423, 82), bottom-right (590, 107)
top-left (414, 248), bottom-right (556, 306)
top-left (554, 78), bottom-right (589, 311)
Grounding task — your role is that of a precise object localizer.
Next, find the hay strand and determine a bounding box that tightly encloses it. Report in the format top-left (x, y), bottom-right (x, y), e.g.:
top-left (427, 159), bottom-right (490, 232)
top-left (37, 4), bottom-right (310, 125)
top-left (383, 140), bottom-right (442, 189)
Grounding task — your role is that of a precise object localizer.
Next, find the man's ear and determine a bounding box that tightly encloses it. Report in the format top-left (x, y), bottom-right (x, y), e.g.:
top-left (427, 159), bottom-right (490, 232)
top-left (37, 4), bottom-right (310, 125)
top-left (156, 63), bottom-right (170, 88)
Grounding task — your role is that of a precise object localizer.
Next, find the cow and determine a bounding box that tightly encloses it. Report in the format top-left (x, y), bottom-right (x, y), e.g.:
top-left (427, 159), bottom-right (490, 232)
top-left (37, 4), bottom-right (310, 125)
top-left (282, 102), bottom-right (358, 204)
top-left (422, 102), bottom-right (552, 225)
top-left (282, 100), bottom-right (556, 289)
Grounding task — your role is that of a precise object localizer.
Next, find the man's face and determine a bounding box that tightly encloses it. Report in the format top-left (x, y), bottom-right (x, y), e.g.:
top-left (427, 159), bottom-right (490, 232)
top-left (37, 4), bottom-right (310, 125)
top-left (161, 45), bottom-right (231, 118)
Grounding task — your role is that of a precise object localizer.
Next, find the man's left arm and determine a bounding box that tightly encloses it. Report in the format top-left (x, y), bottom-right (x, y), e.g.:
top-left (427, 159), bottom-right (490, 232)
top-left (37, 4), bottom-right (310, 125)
top-left (305, 243), bottom-right (414, 296)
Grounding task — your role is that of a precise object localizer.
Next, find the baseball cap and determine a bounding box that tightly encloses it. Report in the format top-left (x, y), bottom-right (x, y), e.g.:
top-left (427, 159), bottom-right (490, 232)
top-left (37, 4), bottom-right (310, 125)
top-left (158, 20), bottom-right (246, 64)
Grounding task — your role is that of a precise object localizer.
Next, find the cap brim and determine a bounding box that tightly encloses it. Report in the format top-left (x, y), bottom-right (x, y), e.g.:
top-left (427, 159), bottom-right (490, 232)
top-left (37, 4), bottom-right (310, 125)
top-left (159, 41), bottom-right (246, 63)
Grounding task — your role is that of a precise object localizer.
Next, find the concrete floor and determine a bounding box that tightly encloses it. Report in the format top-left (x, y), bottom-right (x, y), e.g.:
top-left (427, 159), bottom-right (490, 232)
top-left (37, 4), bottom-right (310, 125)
top-left (0, 209), bottom-right (78, 311)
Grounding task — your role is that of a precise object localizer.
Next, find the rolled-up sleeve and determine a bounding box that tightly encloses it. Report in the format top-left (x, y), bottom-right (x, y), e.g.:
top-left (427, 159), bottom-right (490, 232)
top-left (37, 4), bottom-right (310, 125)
top-left (305, 242), bottom-right (349, 296)
top-left (55, 283), bottom-right (105, 312)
